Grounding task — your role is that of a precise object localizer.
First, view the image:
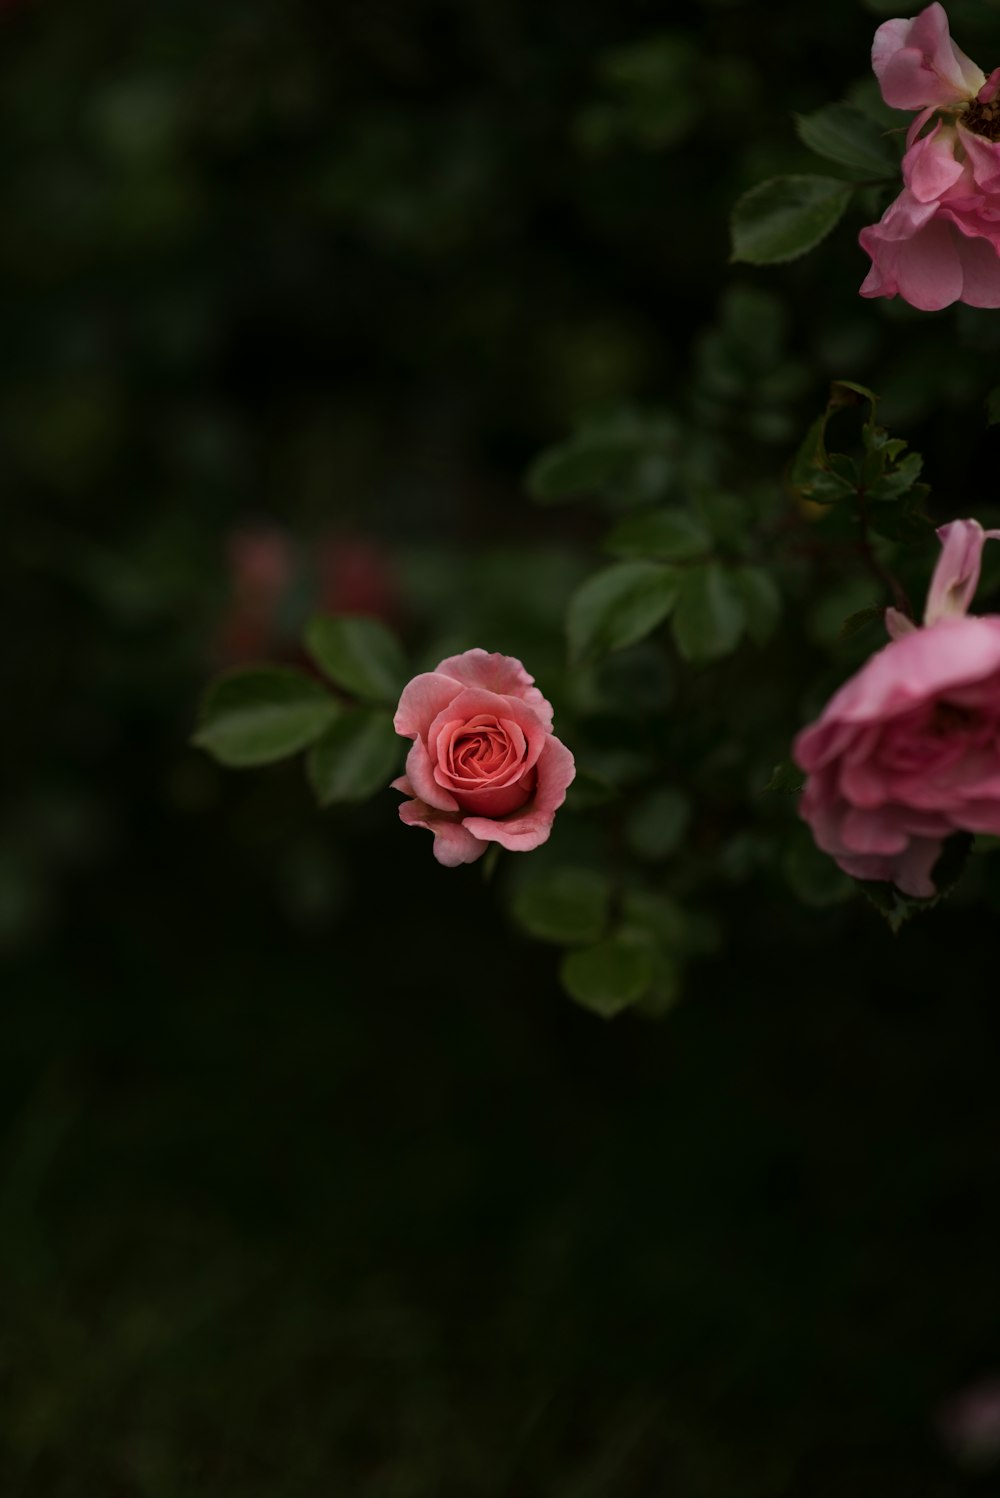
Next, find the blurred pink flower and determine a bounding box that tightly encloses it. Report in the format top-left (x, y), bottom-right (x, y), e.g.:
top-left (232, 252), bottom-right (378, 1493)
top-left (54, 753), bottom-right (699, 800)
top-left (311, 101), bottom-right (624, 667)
top-left (214, 526), bottom-right (397, 667)
top-left (392, 649), bottom-right (575, 866)
top-left (794, 519), bottom-right (1000, 897)
top-left (860, 4), bottom-right (1000, 309)
top-left (937, 1376), bottom-right (1000, 1467)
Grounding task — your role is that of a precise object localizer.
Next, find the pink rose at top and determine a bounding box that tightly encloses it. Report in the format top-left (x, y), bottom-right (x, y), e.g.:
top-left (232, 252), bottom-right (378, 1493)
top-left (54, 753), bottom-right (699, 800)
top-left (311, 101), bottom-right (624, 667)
top-left (794, 519), bottom-right (1000, 898)
top-left (859, 3), bottom-right (1000, 310)
top-left (392, 649), bottom-right (575, 866)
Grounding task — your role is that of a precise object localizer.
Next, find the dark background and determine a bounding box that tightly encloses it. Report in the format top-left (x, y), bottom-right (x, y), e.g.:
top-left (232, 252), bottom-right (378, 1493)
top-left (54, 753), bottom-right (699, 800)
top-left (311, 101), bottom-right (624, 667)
top-left (5, 0), bottom-right (1000, 1492)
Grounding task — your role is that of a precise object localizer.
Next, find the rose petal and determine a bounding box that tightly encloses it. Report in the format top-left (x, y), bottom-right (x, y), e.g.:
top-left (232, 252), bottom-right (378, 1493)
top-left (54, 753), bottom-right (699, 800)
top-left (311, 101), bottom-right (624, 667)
top-left (394, 671), bottom-right (466, 740)
top-left (872, 3), bottom-right (984, 110)
top-left (397, 795), bottom-right (487, 866)
top-left (432, 649), bottom-right (554, 729)
top-left (461, 734), bottom-right (576, 852)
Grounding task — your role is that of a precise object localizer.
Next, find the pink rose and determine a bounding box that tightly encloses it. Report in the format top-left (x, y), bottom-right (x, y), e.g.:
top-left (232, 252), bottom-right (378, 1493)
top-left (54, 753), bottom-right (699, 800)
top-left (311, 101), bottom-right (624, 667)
top-left (794, 520), bottom-right (1000, 898)
top-left (860, 5), bottom-right (1000, 309)
top-left (392, 649), bottom-right (575, 866)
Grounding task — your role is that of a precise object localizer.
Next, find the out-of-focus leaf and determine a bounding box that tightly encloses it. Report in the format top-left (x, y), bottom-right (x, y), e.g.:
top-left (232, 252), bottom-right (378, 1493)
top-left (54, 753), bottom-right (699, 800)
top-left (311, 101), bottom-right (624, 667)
top-left (527, 435), bottom-right (637, 502)
top-left (765, 761), bottom-right (805, 794)
top-left (510, 866), bottom-right (611, 945)
top-left (307, 708), bottom-right (400, 805)
top-left (305, 615), bottom-right (407, 704)
top-left (567, 561), bottom-right (680, 663)
top-left (730, 175), bottom-right (853, 265)
top-left (560, 933), bottom-right (654, 1017)
top-left (193, 669), bottom-right (339, 768)
top-left (795, 102), bottom-right (898, 178)
top-left (839, 605), bottom-right (885, 640)
top-left (625, 788), bottom-right (691, 861)
top-left (672, 563), bottom-right (745, 663)
top-left (733, 566), bottom-right (781, 645)
top-left (605, 508), bottom-right (712, 561)
top-left (986, 386), bottom-right (1000, 426)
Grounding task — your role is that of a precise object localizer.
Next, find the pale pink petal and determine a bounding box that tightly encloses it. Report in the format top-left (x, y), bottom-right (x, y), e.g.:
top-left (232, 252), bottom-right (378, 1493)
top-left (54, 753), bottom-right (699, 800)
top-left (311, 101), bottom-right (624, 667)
top-left (394, 671), bottom-right (465, 739)
top-left (839, 807), bottom-right (910, 856)
top-left (890, 216), bottom-right (964, 309)
top-left (889, 836), bottom-right (945, 898)
top-left (957, 125), bottom-right (1000, 192)
top-left (432, 649), bottom-right (554, 729)
top-left (397, 795), bottom-right (487, 866)
top-left (461, 734), bottom-right (576, 853)
top-left (873, 4), bottom-right (984, 110)
top-left (924, 519), bottom-right (1000, 624)
top-left (903, 122), bottom-right (964, 202)
top-left (404, 738), bottom-right (459, 813)
top-left (952, 230), bottom-right (1000, 307)
top-left (979, 67), bottom-right (1000, 103)
top-left (859, 193), bottom-right (963, 309)
top-left (797, 618), bottom-right (1000, 741)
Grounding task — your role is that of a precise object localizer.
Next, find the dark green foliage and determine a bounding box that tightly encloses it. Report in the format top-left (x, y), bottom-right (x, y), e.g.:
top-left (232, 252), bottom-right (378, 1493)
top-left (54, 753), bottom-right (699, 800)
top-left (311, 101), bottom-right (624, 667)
top-left (9, 0), bottom-right (1000, 1488)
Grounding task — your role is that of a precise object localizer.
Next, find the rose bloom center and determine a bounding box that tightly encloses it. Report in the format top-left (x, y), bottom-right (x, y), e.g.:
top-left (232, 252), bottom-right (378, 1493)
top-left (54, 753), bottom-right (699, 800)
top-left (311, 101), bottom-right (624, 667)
top-left (963, 97), bottom-right (1000, 141)
top-left (444, 714), bottom-right (525, 782)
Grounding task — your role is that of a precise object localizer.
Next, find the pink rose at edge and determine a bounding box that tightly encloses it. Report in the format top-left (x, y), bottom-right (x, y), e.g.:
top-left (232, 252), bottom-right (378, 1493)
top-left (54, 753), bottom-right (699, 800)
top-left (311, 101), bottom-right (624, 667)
top-left (794, 520), bottom-right (1000, 898)
top-left (859, 5), bottom-right (1000, 310)
top-left (392, 649), bottom-right (575, 867)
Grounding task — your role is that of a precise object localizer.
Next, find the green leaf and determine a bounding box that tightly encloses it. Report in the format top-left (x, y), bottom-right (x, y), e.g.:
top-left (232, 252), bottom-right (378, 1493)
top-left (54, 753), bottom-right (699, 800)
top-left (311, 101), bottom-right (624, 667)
top-left (730, 175), bottom-right (853, 266)
top-left (304, 615), bottom-right (407, 704)
top-left (764, 761), bottom-right (805, 794)
top-left (733, 566), bottom-right (781, 645)
top-left (986, 386), bottom-right (1000, 426)
top-left (193, 668), bottom-right (339, 768)
top-left (605, 508), bottom-right (712, 562)
top-left (560, 933), bottom-right (654, 1018)
top-left (790, 413), bottom-right (830, 490)
top-left (839, 605), bottom-right (885, 640)
top-left (672, 563), bottom-right (745, 664)
top-left (795, 102), bottom-right (897, 178)
top-left (869, 487), bottom-right (933, 542)
top-left (866, 450), bottom-right (923, 503)
top-left (567, 561), bottom-right (680, 663)
top-left (625, 788), bottom-right (690, 861)
top-left (527, 435), bottom-right (635, 503)
top-left (510, 866), bottom-right (611, 945)
top-left (306, 708), bottom-right (400, 805)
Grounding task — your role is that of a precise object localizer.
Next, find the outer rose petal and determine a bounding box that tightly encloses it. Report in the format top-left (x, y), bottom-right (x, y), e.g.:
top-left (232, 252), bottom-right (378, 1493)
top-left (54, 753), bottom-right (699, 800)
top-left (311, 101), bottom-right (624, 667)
top-left (948, 229), bottom-right (1000, 308)
top-left (394, 671), bottom-right (467, 739)
top-left (860, 209), bottom-right (964, 310)
top-left (394, 789), bottom-right (488, 866)
top-left (461, 734), bottom-right (576, 852)
top-left (891, 836), bottom-right (947, 898)
top-left (432, 649), bottom-right (554, 729)
top-left (873, 3), bottom-right (984, 110)
top-left (795, 618), bottom-right (1000, 761)
top-left (403, 737), bottom-right (459, 813)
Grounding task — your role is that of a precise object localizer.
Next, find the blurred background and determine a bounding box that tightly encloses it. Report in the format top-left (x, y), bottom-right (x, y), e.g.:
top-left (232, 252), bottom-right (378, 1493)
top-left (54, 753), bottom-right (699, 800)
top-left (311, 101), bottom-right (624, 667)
top-left (6, 0), bottom-right (1000, 1492)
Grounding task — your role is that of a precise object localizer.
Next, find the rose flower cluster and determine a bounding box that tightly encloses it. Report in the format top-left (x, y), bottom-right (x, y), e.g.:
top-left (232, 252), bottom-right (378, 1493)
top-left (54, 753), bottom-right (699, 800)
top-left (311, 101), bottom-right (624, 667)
top-left (860, 3), bottom-right (1000, 310)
